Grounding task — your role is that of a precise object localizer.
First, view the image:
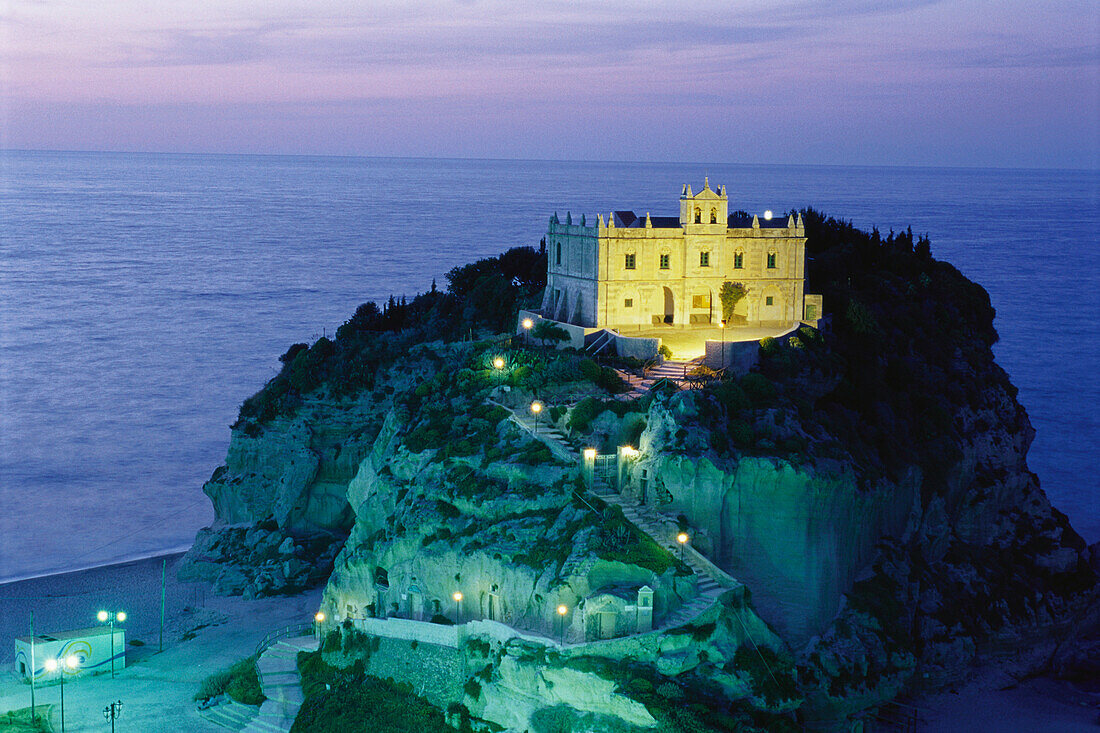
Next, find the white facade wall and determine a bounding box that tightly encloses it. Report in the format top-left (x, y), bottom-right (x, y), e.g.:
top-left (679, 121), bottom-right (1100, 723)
top-left (544, 188), bottom-right (807, 330)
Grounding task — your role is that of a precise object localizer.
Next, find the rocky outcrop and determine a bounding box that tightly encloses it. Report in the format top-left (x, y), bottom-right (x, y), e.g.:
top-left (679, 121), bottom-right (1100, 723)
top-left (202, 392), bottom-right (385, 533)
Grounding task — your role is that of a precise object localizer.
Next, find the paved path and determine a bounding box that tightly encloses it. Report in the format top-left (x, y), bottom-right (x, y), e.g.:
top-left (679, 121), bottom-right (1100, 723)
top-left (241, 636), bottom-right (318, 733)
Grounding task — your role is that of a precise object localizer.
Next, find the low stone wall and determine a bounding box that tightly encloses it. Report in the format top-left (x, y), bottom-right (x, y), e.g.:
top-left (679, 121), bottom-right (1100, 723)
top-left (703, 324), bottom-right (802, 372)
top-left (517, 310), bottom-right (593, 350)
top-left (613, 333), bottom-right (660, 360)
top-left (351, 615), bottom-right (460, 648)
top-left (703, 339), bottom-right (759, 373)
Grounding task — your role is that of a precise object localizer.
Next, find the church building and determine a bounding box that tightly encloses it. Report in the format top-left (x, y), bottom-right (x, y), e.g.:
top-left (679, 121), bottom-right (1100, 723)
top-left (541, 180), bottom-right (812, 330)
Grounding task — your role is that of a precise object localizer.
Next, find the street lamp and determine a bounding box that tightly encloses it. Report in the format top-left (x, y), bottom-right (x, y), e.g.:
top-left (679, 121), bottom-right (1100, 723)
top-left (676, 532), bottom-right (689, 562)
top-left (103, 700), bottom-right (123, 733)
top-left (44, 655), bottom-right (78, 733)
top-left (557, 605), bottom-right (568, 645)
top-left (96, 610), bottom-right (126, 678)
top-left (522, 318), bottom-right (534, 345)
top-left (719, 320), bottom-right (727, 366)
top-left (453, 592), bottom-right (463, 624)
top-left (493, 356), bottom-right (505, 385)
top-left (313, 611), bottom-right (325, 638)
top-left (530, 401), bottom-right (543, 433)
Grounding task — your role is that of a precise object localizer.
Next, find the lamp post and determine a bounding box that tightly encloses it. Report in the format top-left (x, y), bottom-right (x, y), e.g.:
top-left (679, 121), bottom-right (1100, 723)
top-left (97, 610), bottom-right (126, 678)
top-left (522, 318), bottom-right (533, 346)
top-left (44, 655), bottom-right (78, 733)
top-left (313, 611), bottom-right (325, 639)
top-left (452, 592), bottom-right (463, 624)
top-left (677, 532), bottom-right (689, 562)
top-left (493, 356), bottom-right (505, 385)
top-left (530, 401), bottom-right (543, 434)
top-left (719, 320), bottom-right (727, 367)
top-left (557, 605), bottom-right (568, 646)
top-left (103, 700), bottom-right (123, 733)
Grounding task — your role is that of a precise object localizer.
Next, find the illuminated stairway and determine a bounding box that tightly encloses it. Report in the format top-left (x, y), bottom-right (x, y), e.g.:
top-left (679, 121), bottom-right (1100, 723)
top-left (241, 635), bottom-right (318, 733)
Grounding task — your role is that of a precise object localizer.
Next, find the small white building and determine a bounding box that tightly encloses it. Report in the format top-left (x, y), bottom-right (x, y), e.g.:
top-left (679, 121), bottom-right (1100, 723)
top-left (14, 626), bottom-right (125, 682)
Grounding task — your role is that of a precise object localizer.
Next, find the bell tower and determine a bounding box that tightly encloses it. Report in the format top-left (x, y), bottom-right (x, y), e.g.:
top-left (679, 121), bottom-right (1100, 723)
top-left (679, 178), bottom-right (728, 227)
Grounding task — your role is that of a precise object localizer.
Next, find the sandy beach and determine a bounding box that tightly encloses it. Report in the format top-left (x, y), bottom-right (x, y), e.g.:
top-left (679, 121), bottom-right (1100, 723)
top-left (0, 553), bottom-right (322, 732)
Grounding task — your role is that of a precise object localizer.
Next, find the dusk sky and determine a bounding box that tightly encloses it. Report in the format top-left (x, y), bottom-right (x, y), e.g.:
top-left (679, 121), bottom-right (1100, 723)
top-left (3, 0), bottom-right (1098, 168)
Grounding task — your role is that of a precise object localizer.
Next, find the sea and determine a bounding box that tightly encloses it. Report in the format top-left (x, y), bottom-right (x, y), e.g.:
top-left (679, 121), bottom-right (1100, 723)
top-left (1, 150), bottom-right (1097, 584)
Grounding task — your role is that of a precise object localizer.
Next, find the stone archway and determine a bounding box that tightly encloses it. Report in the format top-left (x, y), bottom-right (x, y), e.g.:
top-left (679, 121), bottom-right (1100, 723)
top-left (663, 287), bottom-right (675, 324)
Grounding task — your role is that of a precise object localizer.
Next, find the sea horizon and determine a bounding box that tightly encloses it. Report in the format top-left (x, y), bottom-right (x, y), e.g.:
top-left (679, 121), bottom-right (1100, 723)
top-left (5, 147), bottom-right (1098, 174)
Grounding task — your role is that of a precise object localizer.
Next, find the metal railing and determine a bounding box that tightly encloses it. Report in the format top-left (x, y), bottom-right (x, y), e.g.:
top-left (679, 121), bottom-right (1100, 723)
top-left (254, 621), bottom-right (313, 657)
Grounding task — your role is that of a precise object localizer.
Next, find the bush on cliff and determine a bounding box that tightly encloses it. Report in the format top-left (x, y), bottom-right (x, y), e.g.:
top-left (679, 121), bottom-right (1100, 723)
top-left (194, 655), bottom-right (265, 706)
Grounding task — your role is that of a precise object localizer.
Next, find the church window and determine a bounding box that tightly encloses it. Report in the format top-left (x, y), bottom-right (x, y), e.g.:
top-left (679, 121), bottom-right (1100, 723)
top-left (734, 252), bottom-right (744, 269)
top-left (692, 294), bottom-right (710, 308)
top-left (699, 251), bottom-right (710, 267)
top-left (767, 252), bottom-right (777, 269)
top-left (710, 209), bottom-right (717, 224)
top-left (659, 254), bottom-right (670, 269)
top-left (624, 298), bottom-right (633, 308)
top-left (766, 296), bottom-right (774, 306)
top-left (555, 243), bottom-right (562, 266)
top-left (624, 253), bottom-right (635, 270)
top-left (694, 207), bottom-right (701, 224)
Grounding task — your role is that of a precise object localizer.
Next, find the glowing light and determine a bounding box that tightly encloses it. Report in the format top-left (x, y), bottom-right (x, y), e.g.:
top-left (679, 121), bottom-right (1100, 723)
top-left (583, 448), bottom-right (597, 460)
top-left (97, 610), bottom-right (109, 622)
top-left (557, 605), bottom-right (568, 616)
top-left (530, 401), bottom-right (542, 414)
top-left (453, 591), bottom-right (463, 603)
top-left (522, 318), bottom-right (534, 330)
top-left (115, 612), bottom-right (126, 623)
top-left (621, 445), bottom-right (636, 456)
top-left (314, 612), bottom-right (325, 623)
top-left (677, 532), bottom-right (689, 545)
top-left (763, 210), bottom-right (773, 220)
top-left (44, 658), bottom-right (57, 672)
top-left (493, 357), bottom-right (505, 369)
top-left (65, 655), bottom-right (79, 669)
top-left (719, 320), bottom-right (726, 328)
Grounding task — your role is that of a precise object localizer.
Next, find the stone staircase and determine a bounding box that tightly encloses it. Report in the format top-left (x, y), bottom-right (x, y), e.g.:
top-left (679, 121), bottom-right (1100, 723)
top-left (589, 477), bottom-right (732, 629)
top-left (618, 359), bottom-right (692, 399)
top-left (240, 635), bottom-right (318, 733)
top-left (199, 699), bottom-right (260, 731)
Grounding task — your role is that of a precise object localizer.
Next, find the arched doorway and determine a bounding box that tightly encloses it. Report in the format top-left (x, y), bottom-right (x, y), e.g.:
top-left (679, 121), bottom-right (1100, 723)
top-left (662, 287), bottom-right (674, 324)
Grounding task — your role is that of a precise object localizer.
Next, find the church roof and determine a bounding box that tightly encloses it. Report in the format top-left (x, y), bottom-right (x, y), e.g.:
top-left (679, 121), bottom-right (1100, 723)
top-left (611, 210), bottom-right (680, 228)
top-left (608, 210), bottom-right (791, 229)
top-left (728, 212), bottom-right (790, 229)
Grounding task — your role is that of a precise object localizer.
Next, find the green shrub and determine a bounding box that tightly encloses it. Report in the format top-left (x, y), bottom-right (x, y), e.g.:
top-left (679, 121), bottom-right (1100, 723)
top-left (740, 373), bottom-right (777, 405)
top-left (194, 655), bottom-right (265, 706)
top-left (658, 344), bottom-right (673, 359)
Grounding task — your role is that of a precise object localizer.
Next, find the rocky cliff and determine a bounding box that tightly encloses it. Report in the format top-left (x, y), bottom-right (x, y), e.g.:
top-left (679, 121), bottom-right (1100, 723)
top-left (182, 219), bottom-right (1098, 731)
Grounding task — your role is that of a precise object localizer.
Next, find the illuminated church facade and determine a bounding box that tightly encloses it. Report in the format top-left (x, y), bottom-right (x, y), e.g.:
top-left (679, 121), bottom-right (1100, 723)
top-left (541, 180), bottom-right (814, 330)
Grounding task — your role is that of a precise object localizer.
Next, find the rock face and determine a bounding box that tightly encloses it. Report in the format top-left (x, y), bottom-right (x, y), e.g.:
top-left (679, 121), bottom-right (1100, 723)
top-left (634, 399), bottom-right (919, 642)
top-left (202, 393), bottom-right (385, 533)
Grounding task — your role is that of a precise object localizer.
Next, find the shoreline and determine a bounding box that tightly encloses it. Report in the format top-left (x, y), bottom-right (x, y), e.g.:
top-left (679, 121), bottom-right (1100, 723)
top-left (0, 545), bottom-right (193, 588)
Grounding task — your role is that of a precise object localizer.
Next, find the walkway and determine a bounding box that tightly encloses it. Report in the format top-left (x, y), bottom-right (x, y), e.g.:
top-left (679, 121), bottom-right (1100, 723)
top-left (492, 398), bottom-right (739, 631)
top-left (242, 635), bottom-right (317, 733)
top-left (617, 359), bottom-right (692, 399)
